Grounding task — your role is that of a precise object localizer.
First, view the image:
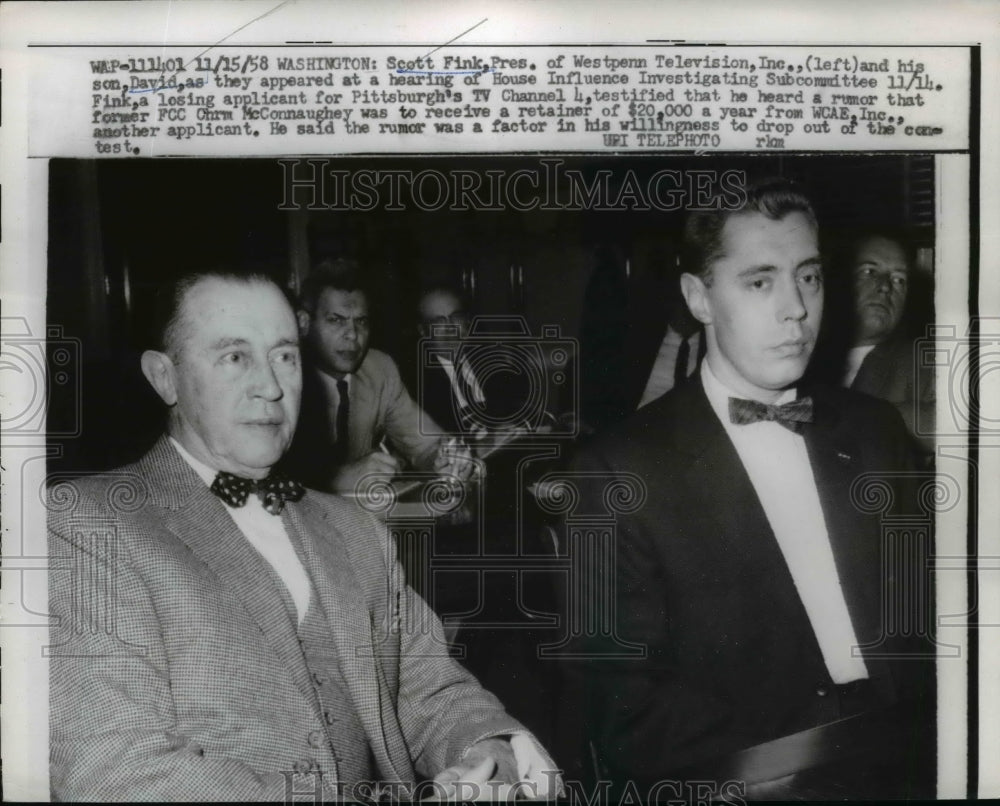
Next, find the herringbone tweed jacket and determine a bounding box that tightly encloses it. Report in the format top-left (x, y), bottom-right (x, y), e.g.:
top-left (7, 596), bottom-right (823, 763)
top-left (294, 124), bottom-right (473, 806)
top-left (48, 436), bottom-right (529, 801)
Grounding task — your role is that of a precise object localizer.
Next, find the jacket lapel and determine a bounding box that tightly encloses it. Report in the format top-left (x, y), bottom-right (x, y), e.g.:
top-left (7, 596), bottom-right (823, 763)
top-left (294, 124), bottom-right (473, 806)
top-left (672, 381), bottom-right (884, 652)
top-left (140, 437), bottom-right (322, 718)
top-left (283, 497), bottom-right (409, 782)
top-left (803, 393), bottom-right (896, 693)
top-left (851, 339), bottom-right (895, 399)
top-left (673, 381), bottom-right (759, 534)
top-left (681, 381), bottom-right (896, 692)
top-left (671, 381), bottom-right (821, 623)
top-left (350, 362), bottom-right (380, 455)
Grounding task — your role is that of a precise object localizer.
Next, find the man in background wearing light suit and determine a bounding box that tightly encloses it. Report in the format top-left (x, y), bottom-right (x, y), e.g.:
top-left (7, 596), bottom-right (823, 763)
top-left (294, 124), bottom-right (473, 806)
top-left (286, 259), bottom-right (473, 497)
top-left (47, 268), bottom-right (558, 801)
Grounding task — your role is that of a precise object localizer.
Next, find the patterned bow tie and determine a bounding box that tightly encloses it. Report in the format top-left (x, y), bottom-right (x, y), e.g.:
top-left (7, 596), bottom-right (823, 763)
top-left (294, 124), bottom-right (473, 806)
top-left (210, 470), bottom-right (305, 515)
top-left (728, 396), bottom-right (815, 433)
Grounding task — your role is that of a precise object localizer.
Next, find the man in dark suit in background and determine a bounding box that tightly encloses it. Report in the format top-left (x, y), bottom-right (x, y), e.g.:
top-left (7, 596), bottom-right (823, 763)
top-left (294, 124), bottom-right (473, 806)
top-left (413, 284), bottom-right (536, 440)
top-left (843, 230), bottom-right (935, 457)
top-left (579, 246), bottom-right (703, 433)
top-left (625, 261), bottom-right (704, 411)
top-left (409, 284), bottom-right (562, 747)
top-left (414, 286), bottom-right (487, 437)
top-left (560, 180), bottom-right (933, 792)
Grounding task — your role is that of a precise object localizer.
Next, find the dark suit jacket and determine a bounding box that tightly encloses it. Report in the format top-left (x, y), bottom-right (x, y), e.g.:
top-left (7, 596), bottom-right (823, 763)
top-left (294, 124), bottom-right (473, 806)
top-left (582, 273), bottom-right (703, 430)
top-left (852, 335), bottom-right (935, 456)
top-left (48, 437), bottom-right (533, 800)
top-left (559, 375), bottom-right (934, 783)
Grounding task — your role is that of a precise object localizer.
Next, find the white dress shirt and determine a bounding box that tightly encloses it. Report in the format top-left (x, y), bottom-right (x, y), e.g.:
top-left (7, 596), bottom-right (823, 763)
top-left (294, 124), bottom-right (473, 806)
top-left (843, 344), bottom-right (877, 387)
top-left (700, 362), bottom-right (869, 683)
top-left (171, 437), bottom-right (312, 624)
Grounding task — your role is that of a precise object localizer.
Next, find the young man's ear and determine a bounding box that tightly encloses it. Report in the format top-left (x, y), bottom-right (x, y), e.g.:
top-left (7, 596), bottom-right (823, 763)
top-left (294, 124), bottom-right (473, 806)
top-left (140, 350), bottom-right (179, 406)
top-left (680, 273), bottom-right (713, 326)
top-left (296, 310), bottom-right (311, 336)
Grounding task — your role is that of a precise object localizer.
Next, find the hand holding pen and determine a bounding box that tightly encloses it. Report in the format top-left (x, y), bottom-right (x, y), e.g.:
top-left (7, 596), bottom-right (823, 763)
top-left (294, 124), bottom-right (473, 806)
top-left (433, 436), bottom-right (478, 483)
top-left (329, 438), bottom-right (399, 496)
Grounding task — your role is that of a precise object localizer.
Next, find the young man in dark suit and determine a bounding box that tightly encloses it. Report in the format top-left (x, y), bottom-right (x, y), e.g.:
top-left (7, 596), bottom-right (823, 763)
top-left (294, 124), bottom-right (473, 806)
top-left (560, 179), bottom-right (934, 791)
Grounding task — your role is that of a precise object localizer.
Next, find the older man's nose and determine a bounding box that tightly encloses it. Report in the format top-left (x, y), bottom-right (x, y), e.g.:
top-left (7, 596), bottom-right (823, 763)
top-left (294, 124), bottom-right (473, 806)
top-left (251, 361), bottom-right (283, 400)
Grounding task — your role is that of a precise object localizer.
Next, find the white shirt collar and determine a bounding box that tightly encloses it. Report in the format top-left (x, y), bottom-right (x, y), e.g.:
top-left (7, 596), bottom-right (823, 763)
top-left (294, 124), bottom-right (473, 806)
top-left (170, 436), bottom-right (221, 487)
top-left (844, 344), bottom-right (877, 386)
top-left (315, 368), bottom-right (351, 404)
top-left (170, 443), bottom-right (312, 623)
top-left (320, 369), bottom-right (352, 384)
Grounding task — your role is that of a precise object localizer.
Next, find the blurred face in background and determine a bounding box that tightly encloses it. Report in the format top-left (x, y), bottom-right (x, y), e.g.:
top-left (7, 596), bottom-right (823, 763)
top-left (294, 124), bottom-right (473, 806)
top-left (418, 290), bottom-right (470, 343)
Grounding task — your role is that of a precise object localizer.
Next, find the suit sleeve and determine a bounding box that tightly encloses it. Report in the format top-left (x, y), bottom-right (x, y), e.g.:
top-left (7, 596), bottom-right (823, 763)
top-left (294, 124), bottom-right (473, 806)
top-left (380, 357), bottom-right (444, 471)
top-left (910, 354), bottom-right (935, 459)
top-left (361, 514), bottom-right (552, 779)
top-left (48, 515), bottom-right (293, 801)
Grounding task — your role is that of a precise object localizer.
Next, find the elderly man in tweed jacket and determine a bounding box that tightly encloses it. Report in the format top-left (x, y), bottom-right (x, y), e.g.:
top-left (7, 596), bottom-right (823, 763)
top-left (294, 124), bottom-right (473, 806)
top-left (47, 268), bottom-right (557, 801)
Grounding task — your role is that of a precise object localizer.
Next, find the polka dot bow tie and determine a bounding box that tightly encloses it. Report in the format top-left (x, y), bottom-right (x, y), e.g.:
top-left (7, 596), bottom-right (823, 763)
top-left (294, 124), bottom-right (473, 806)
top-left (210, 470), bottom-right (306, 515)
top-left (728, 396), bottom-right (815, 434)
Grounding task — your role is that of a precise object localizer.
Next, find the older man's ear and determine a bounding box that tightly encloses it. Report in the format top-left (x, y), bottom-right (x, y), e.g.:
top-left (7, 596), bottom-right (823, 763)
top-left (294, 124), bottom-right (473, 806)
top-left (140, 350), bottom-right (179, 406)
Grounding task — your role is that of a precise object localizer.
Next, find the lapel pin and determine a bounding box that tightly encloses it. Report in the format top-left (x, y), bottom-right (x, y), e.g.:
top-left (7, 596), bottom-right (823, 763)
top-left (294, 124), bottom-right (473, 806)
top-left (836, 451), bottom-right (852, 463)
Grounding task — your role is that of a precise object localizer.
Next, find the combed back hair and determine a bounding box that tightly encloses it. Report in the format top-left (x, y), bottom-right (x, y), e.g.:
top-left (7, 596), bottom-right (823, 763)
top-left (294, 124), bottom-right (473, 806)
top-left (681, 178), bottom-right (818, 284)
top-left (845, 227), bottom-right (915, 270)
top-left (299, 257), bottom-right (369, 315)
top-left (149, 267), bottom-right (279, 355)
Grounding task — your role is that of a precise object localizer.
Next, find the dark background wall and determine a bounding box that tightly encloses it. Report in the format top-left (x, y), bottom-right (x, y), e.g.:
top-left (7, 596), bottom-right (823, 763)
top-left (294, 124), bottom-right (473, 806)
top-left (47, 155), bottom-right (936, 475)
